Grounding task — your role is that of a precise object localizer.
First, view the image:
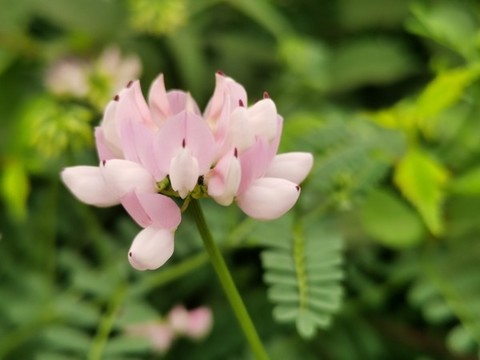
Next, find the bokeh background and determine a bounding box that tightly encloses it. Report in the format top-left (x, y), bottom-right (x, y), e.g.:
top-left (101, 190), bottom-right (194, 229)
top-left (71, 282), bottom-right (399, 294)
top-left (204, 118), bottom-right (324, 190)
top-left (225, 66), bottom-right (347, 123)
top-left (1, 0), bottom-right (480, 359)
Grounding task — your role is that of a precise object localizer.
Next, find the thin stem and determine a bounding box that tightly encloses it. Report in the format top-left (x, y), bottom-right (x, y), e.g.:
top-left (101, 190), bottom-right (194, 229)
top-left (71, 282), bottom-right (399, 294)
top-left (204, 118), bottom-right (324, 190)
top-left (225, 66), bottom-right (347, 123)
top-left (190, 199), bottom-right (270, 360)
top-left (88, 284), bottom-right (126, 360)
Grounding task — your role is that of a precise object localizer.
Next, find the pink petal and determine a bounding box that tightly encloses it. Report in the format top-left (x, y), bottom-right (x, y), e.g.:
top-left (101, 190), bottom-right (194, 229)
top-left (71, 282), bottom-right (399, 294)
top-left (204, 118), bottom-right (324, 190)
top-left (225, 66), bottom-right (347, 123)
top-left (237, 138), bottom-right (270, 194)
top-left (226, 107), bottom-right (254, 153)
top-left (148, 74), bottom-right (171, 126)
top-left (236, 177), bottom-right (300, 220)
top-left (130, 80), bottom-right (154, 128)
top-left (169, 147), bottom-right (199, 199)
top-left (207, 151), bottom-right (241, 206)
top-left (247, 98), bottom-right (278, 141)
top-left (95, 127), bottom-right (117, 161)
top-left (149, 324), bottom-right (175, 353)
top-left (265, 152), bottom-right (314, 184)
top-left (101, 159), bottom-right (156, 197)
top-left (167, 90), bottom-right (201, 115)
top-left (128, 226), bottom-right (175, 270)
top-left (121, 191), bottom-right (181, 229)
top-left (168, 305), bottom-right (189, 333)
top-left (99, 100), bottom-right (123, 157)
top-left (204, 73), bottom-right (247, 121)
top-left (155, 111), bottom-right (215, 176)
top-left (121, 191), bottom-right (151, 227)
top-left (61, 166), bottom-right (119, 207)
top-left (118, 117), bottom-right (163, 179)
top-left (186, 307), bottom-right (213, 340)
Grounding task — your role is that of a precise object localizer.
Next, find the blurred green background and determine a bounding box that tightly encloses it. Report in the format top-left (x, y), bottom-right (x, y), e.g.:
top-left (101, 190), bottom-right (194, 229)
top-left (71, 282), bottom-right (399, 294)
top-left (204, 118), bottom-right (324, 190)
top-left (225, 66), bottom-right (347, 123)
top-left (1, 0), bottom-right (480, 359)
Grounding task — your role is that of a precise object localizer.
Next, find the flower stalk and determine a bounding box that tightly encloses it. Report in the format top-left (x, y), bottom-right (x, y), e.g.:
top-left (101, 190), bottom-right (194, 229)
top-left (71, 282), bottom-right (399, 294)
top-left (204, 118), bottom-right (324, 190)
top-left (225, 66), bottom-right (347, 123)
top-left (190, 199), bottom-right (270, 360)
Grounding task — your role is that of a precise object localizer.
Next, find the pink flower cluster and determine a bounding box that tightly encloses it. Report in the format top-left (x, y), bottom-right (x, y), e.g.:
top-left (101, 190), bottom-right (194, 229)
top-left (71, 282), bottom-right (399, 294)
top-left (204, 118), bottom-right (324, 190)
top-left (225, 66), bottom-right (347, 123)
top-left (125, 305), bottom-right (212, 353)
top-left (61, 73), bottom-right (313, 270)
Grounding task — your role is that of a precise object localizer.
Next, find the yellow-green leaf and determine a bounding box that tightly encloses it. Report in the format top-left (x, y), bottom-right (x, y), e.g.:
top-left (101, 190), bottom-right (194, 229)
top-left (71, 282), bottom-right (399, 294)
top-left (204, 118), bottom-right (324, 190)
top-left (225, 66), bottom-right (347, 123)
top-left (416, 66), bottom-right (480, 120)
top-left (1, 160), bottom-right (30, 221)
top-left (394, 148), bottom-right (448, 235)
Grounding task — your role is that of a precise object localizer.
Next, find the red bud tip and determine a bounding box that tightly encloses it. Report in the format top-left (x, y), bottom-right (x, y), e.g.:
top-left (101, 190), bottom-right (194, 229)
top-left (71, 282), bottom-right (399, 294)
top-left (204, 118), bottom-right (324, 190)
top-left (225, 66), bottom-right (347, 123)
top-left (182, 138), bottom-right (186, 148)
top-left (126, 80), bottom-right (133, 88)
top-left (129, 252), bottom-right (132, 257)
top-left (234, 148), bottom-right (238, 158)
top-left (238, 99), bottom-right (244, 107)
top-left (102, 160), bottom-right (106, 166)
top-left (216, 70), bottom-right (225, 76)
top-left (113, 94), bottom-right (119, 101)
top-left (263, 91), bottom-right (270, 99)
top-left (295, 185), bottom-right (300, 192)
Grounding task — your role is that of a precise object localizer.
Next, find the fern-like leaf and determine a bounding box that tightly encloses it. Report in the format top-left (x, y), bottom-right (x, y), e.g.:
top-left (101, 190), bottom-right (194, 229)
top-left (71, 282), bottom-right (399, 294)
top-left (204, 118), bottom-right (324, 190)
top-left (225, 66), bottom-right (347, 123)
top-left (256, 215), bottom-right (344, 338)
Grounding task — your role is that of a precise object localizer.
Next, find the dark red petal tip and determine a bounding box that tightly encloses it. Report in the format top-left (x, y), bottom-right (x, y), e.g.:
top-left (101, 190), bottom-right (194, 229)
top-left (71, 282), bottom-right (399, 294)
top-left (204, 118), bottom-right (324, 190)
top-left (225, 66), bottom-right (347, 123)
top-left (216, 70), bottom-right (225, 76)
top-left (238, 99), bottom-right (244, 107)
top-left (234, 148), bottom-right (238, 158)
top-left (182, 138), bottom-right (186, 148)
top-left (295, 185), bottom-right (300, 192)
top-left (113, 94), bottom-right (119, 101)
top-left (129, 252), bottom-right (132, 257)
top-left (263, 91), bottom-right (270, 99)
top-left (126, 80), bottom-right (133, 88)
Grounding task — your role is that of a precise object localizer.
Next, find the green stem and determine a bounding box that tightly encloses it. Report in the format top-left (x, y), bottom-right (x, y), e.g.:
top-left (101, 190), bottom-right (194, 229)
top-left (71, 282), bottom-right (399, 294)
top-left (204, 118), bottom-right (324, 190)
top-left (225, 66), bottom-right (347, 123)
top-left (87, 284), bottom-right (126, 360)
top-left (190, 200), bottom-right (270, 360)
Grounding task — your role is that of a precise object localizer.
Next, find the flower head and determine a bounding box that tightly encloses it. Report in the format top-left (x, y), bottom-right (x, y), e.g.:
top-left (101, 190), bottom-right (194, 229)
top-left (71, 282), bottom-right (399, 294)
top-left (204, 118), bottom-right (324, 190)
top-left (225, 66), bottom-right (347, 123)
top-left (61, 73), bottom-right (313, 270)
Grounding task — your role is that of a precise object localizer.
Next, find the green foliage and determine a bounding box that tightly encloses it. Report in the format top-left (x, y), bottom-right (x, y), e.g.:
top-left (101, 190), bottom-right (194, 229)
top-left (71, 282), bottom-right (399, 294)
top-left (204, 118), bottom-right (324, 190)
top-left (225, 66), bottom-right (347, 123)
top-left (2, 0), bottom-right (480, 358)
top-left (360, 188), bottom-right (426, 249)
top-left (252, 215), bottom-right (344, 339)
top-left (394, 147), bottom-right (449, 235)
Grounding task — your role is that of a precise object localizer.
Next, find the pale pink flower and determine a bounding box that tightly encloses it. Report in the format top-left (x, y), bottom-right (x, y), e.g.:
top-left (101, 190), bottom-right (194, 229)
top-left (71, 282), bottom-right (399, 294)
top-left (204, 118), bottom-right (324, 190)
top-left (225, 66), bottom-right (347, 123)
top-left (126, 322), bottom-right (175, 354)
top-left (204, 73), bottom-right (314, 219)
top-left (167, 305), bottom-right (213, 340)
top-left (61, 72), bottom-right (313, 270)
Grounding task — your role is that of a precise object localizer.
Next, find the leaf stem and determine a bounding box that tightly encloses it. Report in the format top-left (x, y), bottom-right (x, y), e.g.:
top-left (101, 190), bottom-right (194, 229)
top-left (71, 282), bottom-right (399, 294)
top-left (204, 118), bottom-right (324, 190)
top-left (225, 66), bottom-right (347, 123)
top-left (190, 199), bottom-right (270, 360)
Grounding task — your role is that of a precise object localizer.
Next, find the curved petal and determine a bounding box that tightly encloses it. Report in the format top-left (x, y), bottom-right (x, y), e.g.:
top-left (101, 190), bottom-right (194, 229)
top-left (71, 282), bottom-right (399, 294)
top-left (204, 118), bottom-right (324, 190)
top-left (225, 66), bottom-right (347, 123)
top-left (247, 99), bottom-right (277, 141)
top-left (128, 226), bottom-right (175, 271)
top-left (169, 148), bottom-right (199, 199)
top-left (167, 90), bottom-right (200, 115)
top-left (95, 127), bottom-right (117, 161)
top-left (237, 138), bottom-right (270, 194)
top-left (121, 191), bottom-right (181, 229)
top-left (155, 111), bottom-right (215, 176)
top-left (61, 166), bottom-right (119, 207)
top-left (204, 73), bottom-right (247, 122)
top-left (207, 151), bottom-right (241, 206)
top-left (226, 107), bottom-right (254, 153)
top-left (98, 100), bottom-right (123, 158)
top-left (101, 159), bottom-right (156, 197)
top-left (236, 177), bottom-right (300, 220)
top-left (148, 74), bottom-right (171, 126)
top-left (265, 152), bottom-right (314, 184)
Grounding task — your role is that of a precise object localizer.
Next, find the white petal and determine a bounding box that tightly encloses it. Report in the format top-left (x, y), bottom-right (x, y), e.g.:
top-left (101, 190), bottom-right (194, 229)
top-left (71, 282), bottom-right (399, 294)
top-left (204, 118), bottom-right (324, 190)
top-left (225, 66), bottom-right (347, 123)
top-left (61, 166), bottom-right (119, 207)
top-left (227, 107), bottom-right (254, 152)
top-left (99, 100), bottom-right (123, 158)
top-left (265, 152), bottom-right (314, 184)
top-left (169, 148), bottom-right (199, 199)
top-left (247, 99), bottom-right (278, 141)
top-left (102, 159), bottom-right (156, 197)
top-left (207, 152), bottom-right (241, 206)
top-left (236, 177), bottom-right (300, 220)
top-left (128, 226), bottom-right (175, 271)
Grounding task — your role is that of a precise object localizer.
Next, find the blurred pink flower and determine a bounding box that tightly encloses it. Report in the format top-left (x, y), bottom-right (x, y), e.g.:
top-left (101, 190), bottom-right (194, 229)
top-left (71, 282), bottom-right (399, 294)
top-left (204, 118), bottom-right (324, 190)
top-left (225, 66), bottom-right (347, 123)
top-left (168, 305), bottom-right (213, 340)
top-left (61, 73), bottom-right (313, 270)
top-left (126, 322), bottom-right (175, 354)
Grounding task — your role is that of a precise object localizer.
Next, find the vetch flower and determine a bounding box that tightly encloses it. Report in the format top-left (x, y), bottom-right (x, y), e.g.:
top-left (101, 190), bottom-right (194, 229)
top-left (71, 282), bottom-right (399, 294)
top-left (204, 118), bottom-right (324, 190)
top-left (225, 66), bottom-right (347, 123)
top-left (61, 72), bottom-right (313, 271)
